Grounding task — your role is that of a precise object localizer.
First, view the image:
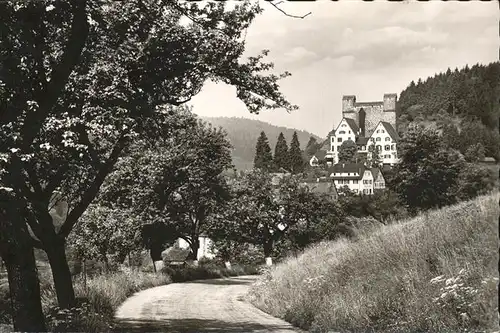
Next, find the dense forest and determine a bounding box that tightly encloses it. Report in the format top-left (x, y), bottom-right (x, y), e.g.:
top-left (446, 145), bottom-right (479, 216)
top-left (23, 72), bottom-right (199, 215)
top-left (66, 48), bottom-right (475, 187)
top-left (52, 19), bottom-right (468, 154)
top-left (201, 117), bottom-right (322, 170)
top-left (397, 61), bottom-right (500, 160)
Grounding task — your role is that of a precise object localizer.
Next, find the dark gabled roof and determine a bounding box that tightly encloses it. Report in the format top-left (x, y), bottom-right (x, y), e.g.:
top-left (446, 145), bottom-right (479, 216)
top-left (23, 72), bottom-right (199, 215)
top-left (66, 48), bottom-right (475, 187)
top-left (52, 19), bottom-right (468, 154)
top-left (314, 150), bottom-right (327, 160)
top-left (300, 181), bottom-right (338, 196)
top-left (328, 163), bottom-right (366, 179)
top-left (344, 118), bottom-right (359, 133)
top-left (380, 122), bottom-right (400, 141)
top-left (356, 136), bottom-right (369, 145)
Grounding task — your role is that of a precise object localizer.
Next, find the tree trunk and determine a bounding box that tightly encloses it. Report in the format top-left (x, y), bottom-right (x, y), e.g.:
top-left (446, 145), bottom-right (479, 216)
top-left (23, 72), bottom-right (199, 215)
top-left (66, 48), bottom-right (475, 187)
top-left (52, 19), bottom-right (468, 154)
top-left (150, 249), bottom-right (157, 273)
top-left (263, 239), bottom-right (274, 266)
top-left (82, 258), bottom-right (87, 290)
top-left (0, 217), bottom-right (46, 332)
top-left (45, 238), bottom-right (76, 309)
top-left (187, 238), bottom-right (199, 261)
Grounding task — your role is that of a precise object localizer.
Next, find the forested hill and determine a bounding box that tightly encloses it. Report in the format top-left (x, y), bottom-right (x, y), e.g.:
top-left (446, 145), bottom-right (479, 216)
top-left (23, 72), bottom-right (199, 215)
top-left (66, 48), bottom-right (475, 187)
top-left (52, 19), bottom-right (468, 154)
top-left (397, 61), bottom-right (500, 133)
top-left (201, 117), bottom-right (323, 170)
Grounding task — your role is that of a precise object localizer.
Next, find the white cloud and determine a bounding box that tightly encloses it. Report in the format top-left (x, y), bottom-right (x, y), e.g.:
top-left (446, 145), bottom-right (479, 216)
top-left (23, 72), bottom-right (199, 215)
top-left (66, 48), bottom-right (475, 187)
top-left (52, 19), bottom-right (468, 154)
top-left (283, 47), bottom-right (317, 63)
top-left (190, 1), bottom-right (499, 136)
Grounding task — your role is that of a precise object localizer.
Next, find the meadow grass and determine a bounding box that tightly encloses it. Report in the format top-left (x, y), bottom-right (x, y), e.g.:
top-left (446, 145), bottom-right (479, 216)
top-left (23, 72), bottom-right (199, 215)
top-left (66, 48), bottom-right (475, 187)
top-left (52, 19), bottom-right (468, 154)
top-left (248, 192), bottom-right (499, 333)
top-left (43, 268), bottom-right (171, 332)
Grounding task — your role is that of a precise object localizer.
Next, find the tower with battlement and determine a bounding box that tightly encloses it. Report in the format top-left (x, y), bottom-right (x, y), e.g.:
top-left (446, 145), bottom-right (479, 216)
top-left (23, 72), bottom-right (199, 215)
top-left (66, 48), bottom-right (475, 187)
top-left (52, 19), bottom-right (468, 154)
top-left (341, 94), bottom-right (397, 137)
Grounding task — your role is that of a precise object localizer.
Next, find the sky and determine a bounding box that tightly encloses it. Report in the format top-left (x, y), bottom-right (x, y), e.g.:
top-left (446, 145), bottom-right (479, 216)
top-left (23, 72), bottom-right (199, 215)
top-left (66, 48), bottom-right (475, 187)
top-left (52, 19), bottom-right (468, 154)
top-left (189, 0), bottom-right (499, 138)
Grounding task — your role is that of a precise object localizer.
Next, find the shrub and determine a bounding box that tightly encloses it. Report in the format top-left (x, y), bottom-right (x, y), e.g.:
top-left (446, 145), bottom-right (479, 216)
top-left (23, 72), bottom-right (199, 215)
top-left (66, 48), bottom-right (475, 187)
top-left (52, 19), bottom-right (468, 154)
top-left (161, 261), bottom-right (259, 283)
top-left (248, 193), bottom-right (499, 332)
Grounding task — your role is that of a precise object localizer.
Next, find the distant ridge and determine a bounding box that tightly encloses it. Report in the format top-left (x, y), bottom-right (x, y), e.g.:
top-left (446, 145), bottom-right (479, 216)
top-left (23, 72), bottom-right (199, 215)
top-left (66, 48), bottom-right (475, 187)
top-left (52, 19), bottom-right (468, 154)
top-left (201, 116), bottom-right (324, 170)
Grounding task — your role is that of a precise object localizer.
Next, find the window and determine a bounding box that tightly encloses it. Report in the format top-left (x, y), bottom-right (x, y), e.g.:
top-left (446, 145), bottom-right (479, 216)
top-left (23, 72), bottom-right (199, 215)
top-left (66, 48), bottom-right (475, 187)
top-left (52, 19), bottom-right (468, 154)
top-left (385, 145), bottom-right (390, 151)
top-left (385, 137), bottom-right (391, 141)
top-left (331, 137), bottom-right (335, 143)
top-left (341, 124), bottom-right (346, 127)
top-left (376, 137), bottom-right (381, 142)
top-left (339, 130), bottom-right (346, 134)
top-left (381, 130), bottom-right (385, 133)
top-left (369, 180), bottom-right (372, 184)
top-left (353, 180), bottom-right (358, 184)
top-left (391, 144), bottom-right (395, 150)
top-left (369, 189), bottom-right (372, 194)
top-left (376, 130), bottom-right (379, 133)
top-left (348, 130), bottom-right (351, 134)
top-left (347, 173), bottom-right (350, 176)
top-left (337, 138), bottom-right (342, 142)
top-left (348, 137), bottom-right (352, 141)
top-left (376, 145), bottom-right (382, 151)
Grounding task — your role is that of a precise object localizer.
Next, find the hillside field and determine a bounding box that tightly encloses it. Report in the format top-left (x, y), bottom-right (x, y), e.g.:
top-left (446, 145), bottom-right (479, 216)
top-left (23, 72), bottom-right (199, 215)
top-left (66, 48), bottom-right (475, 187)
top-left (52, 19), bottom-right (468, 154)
top-left (248, 192), bottom-right (499, 333)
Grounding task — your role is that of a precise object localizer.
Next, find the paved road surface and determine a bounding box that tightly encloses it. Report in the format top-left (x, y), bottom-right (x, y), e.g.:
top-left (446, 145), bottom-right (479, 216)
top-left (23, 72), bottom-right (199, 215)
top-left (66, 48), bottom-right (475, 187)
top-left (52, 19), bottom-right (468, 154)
top-left (114, 275), bottom-right (301, 333)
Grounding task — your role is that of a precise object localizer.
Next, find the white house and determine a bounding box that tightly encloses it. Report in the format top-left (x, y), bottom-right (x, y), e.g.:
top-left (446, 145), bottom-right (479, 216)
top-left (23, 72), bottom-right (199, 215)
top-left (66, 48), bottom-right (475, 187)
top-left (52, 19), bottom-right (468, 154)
top-left (328, 163), bottom-right (385, 195)
top-left (366, 121), bottom-right (400, 166)
top-left (176, 235), bottom-right (215, 260)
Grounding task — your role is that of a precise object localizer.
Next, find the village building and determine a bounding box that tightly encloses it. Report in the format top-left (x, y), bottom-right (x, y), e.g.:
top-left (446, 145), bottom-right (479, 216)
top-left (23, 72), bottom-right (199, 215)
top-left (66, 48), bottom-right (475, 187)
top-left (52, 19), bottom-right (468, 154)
top-left (328, 163), bottom-right (386, 195)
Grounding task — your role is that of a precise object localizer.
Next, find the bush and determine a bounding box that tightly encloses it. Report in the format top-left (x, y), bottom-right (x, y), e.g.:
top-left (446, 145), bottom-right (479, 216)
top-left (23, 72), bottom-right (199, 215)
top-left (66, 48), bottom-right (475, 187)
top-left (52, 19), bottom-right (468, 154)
top-left (161, 260), bottom-right (259, 283)
top-left (248, 193), bottom-right (499, 332)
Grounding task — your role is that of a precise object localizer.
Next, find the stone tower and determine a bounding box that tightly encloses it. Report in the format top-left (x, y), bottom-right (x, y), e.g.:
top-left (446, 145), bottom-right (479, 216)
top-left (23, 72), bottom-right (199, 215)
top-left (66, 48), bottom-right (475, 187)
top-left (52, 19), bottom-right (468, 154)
top-left (341, 94), bottom-right (397, 137)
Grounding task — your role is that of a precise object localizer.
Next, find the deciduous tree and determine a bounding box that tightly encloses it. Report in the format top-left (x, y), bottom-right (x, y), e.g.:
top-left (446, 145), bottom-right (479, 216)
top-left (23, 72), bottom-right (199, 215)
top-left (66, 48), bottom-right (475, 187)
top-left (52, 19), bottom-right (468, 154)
top-left (338, 139), bottom-right (357, 164)
top-left (0, 0), bottom-right (296, 316)
top-left (392, 124), bottom-right (464, 215)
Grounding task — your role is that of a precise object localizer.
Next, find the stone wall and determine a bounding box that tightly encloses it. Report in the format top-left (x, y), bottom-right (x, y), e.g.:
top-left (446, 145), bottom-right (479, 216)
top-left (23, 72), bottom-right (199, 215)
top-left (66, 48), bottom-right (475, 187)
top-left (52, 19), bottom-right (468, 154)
top-left (341, 94), bottom-right (397, 137)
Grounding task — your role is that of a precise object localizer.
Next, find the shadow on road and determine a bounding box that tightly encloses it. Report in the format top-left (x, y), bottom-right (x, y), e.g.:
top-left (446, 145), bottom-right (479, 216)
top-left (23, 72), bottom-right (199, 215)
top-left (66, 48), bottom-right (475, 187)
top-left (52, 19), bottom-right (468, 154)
top-left (114, 318), bottom-right (292, 333)
top-left (187, 277), bottom-right (256, 286)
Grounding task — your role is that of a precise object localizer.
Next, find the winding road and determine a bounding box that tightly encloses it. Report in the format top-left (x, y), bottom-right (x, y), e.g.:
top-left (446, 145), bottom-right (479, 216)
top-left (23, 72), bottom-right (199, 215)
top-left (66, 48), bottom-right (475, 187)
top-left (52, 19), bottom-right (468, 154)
top-left (114, 275), bottom-right (301, 333)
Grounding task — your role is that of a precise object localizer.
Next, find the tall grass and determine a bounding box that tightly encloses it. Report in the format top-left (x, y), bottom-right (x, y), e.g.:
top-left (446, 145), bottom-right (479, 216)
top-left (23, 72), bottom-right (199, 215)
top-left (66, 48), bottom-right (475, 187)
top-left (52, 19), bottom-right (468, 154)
top-left (44, 268), bottom-right (171, 332)
top-left (248, 193), bottom-right (499, 332)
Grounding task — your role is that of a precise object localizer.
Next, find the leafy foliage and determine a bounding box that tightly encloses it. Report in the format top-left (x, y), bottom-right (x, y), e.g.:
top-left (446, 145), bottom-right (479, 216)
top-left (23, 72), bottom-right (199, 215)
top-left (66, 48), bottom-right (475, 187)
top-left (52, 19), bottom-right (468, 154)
top-left (68, 205), bottom-right (138, 267)
top-left (0, 0), bottom-right (297, 312)
top-left (392, 124), bottom-right (465, 214)
top-left (304, 136), bottom-right (321, 158)
top-left (367, 144), bottom-right (382, 168)
top-left (398, 62), bottom-right (500, 132)
top-left (338, 139), bottom-right (357, 164)
top-left (211, 170), bottom-right (341, 259)
top-left (98, 109), bottom-right (233, 261)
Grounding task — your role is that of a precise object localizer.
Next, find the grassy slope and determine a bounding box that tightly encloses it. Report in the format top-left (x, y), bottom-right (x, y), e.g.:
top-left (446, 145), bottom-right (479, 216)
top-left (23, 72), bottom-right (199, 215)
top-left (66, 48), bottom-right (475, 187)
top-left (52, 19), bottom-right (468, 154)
top-left (248, 193), bottom-right (499, 333)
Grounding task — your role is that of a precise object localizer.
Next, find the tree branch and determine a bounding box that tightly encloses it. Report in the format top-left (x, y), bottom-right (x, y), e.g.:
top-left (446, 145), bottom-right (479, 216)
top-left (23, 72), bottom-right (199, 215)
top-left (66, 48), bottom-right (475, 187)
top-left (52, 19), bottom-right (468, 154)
top-left (59, 133), bottom-right (129, 238)
top-left (21, 0), bottom-right (90, 149)
top-left (267, 1), bottom-right (312, 19)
